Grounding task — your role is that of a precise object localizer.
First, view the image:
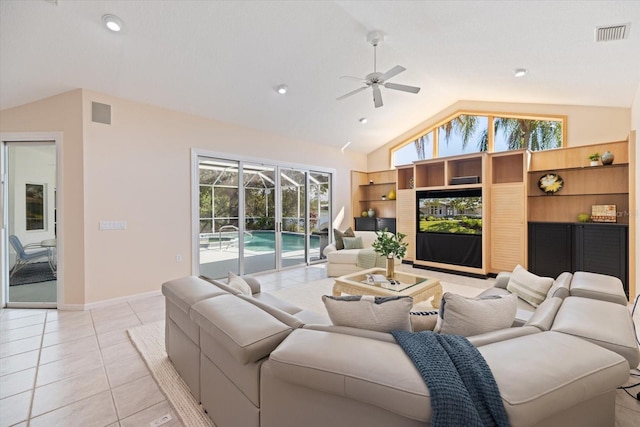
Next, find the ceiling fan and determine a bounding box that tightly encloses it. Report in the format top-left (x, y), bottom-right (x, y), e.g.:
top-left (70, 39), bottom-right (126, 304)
top-left (337, 31), bottom-right (421, 108)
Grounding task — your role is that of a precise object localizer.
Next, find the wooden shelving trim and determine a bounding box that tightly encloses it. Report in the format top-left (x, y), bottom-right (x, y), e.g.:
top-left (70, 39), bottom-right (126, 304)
top-left (359, 182), bottom-right (396, 187)
top-left (413, 183), bottom-right (483, 192)
top-left (528, 163), bottom-right (628, 174)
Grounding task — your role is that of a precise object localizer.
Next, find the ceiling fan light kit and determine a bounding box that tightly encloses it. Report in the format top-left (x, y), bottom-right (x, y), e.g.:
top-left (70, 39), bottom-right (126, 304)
top-left (337, 30), bottom-right (421, 108)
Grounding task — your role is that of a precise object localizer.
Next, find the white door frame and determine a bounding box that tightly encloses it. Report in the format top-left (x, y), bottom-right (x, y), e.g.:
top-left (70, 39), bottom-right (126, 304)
top-left (1, 132), bottom-right (63, 308)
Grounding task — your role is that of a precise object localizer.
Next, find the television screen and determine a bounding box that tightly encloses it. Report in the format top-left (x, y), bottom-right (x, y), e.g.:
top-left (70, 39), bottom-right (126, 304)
top-left (417, 189), bottom-right (482, 235)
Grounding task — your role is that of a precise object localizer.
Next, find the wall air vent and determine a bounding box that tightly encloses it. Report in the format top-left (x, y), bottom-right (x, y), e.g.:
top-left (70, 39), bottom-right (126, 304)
top-left (92, 102), bottom-right (111, 125)
top-left (595, 23), bottom-right (630, 42)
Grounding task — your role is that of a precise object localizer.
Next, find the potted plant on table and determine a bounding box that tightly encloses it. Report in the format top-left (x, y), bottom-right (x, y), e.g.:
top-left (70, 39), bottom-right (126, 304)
top-left (588, 153), bottom-right (600, 166)
top-left (372, 228), bottom-right (408, 279)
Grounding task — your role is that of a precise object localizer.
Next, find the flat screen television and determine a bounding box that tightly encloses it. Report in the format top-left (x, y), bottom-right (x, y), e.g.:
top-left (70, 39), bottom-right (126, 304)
top-left (416, 189), bottom-right (482, 235)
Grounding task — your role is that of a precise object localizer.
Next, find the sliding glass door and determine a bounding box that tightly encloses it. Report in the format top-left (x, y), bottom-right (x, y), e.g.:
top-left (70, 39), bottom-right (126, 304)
top-left (280, 168), bottom-right (307, 269)
top-left (244, 163), bottom-right (276, 274)
top-left (196, 155), bottom-right (331, 279)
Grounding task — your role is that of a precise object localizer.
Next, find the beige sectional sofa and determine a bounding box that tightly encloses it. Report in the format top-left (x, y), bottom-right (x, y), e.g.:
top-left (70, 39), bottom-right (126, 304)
top-left (162, 271), bottom-right (638, 427)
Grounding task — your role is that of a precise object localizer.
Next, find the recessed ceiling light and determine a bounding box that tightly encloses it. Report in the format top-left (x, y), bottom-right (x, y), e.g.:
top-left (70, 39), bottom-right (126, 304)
top-left (341, 141), bottom-right (351, 152)
top-left (103, 14), bottom-right (124, 32)
top-left (359, 117), bottom-right (368, 124)
top-left (276, 84), bottom-right (288, 94)
top-left (514, 68), bottom-right (527, 77)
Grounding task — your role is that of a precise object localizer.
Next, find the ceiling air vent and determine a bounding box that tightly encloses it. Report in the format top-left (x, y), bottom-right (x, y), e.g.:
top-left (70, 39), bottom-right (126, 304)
top-left (595, 23), bottom-right (630, 42)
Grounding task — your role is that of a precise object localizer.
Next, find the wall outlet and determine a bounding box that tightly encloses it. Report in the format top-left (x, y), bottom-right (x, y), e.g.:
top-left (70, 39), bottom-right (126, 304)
top-left (99, 220), bottom-right (126, 230)
top-left (175, 254), bottom-right (183, 262)
top-left (150, 414), bottom-right (172, 427)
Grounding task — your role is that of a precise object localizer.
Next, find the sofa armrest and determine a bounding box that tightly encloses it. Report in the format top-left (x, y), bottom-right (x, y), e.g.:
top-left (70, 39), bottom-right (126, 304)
top-left (242, 275), bottom-right (262, 294)
top-left (494, 272), bottom-right (511, 289)
top-left (323, 243), bottom-right (337, 257)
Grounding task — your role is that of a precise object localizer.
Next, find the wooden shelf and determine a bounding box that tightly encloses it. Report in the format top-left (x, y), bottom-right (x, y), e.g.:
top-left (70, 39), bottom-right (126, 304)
top-left (397, 166), bottom-right (414, 190)
top-left (527, 154), bottom-right (629, 225)
top-left (351, 170), bottom-right (397, 226)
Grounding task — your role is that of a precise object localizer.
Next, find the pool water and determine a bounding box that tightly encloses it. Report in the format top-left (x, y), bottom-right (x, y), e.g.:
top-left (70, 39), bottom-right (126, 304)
top-left (244, 231), bottom-right (320, 252)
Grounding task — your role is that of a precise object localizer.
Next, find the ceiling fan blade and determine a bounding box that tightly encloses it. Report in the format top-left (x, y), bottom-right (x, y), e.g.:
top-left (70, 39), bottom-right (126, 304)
top-left (336, 86), bottom-right (367, 101)
top-left (384, 82), bottom-right (421, 94)
top-left (340, 75), bottom-right (366, 82)
top-left (372, 84), bottom-right (383, 108)
top-left (379, 65), bottom-right (406, 82)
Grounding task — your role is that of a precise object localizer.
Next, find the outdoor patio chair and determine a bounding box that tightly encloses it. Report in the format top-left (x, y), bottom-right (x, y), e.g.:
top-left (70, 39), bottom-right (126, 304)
top-left (8, 235), bottom-right (50, 277)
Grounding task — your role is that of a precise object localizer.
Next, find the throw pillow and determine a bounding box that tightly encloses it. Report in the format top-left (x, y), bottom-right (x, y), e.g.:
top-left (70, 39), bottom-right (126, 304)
top-left (333, 227), bottom-right (355, 251)
top-left (434, 292), bottom-right (517, 337)
top-left (227, 272), bottom-right (253, 296)
top-left (342, 236), bottom-right (364, 250)
top-left (409, 310), bottom-right (439, 332)
top-left (506, 264), bottom-right (554, 307)
top-left (321, 295), bottom-right (413, 333)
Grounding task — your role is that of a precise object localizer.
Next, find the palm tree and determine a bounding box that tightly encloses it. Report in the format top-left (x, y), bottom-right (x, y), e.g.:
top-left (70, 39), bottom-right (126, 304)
top-left (440, 114), bottom-right (481, 150)
top-left (494, 118), bottom-right (562, 151)
top-left (439, 114), bottom-right (562, 152)
top-left (413, 133), bottom-right (430, 160)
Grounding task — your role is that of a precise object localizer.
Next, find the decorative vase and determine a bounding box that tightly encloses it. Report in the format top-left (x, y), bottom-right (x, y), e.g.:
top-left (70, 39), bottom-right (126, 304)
top-left (367, 208), bottom-right (375, 217)
top-left (388, 189), bottom-right (396, 200)
top-left (409, 177), bottom-right (414, 189)
top-left (386, 257), bottom-right (395, 279)
top-left (601, 151), bottom-right (614, 165)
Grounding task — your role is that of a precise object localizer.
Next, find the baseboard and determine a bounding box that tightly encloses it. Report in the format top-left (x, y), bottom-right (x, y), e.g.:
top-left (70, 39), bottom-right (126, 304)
top-left (58, 289), bottom-right (163, 311)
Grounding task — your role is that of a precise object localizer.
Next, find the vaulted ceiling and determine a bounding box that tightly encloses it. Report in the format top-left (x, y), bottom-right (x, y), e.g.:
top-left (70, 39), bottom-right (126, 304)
top-left (1, 1), bottom-right (639, 153)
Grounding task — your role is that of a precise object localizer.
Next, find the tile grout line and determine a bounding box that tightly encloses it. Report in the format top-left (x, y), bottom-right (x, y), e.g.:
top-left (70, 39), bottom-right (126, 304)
top-left (24, 311), bottom-right (49, 427)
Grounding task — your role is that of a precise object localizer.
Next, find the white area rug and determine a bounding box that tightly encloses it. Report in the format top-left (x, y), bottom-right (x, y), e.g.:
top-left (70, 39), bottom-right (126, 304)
top-left (128, 321), bottom-right (215, 427)
top-left (126, 278), bottom-right (484, 426)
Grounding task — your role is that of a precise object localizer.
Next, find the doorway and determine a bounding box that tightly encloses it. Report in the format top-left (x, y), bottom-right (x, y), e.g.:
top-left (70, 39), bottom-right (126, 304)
top-left (1, 136), bottom-right (59, 308)
top-left (195, 153), bottom-right (332, 279)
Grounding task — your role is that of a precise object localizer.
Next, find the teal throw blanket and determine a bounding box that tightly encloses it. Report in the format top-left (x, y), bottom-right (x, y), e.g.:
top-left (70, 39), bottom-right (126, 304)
top-left (391, 330), bottom-right (509, 427)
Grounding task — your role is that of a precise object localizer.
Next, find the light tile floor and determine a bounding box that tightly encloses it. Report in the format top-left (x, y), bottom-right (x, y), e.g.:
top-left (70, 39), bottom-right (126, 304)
top-left (1, 264), bottom-right (639, 426)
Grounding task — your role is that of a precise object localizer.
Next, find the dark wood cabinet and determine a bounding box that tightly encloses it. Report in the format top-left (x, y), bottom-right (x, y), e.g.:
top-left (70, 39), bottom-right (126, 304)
top-left (574, 223), bottom-right (628, 295)
top-left (528, 222), bottom-right (573, 278)
top-left (528, 222), bottom-right (629, 297)
top-left (354, 217), bottom-right (396, 233)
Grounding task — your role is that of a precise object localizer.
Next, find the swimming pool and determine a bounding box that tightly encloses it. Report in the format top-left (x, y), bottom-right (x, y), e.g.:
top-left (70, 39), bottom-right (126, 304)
top-left (244, 231), bottom-right (320, 252)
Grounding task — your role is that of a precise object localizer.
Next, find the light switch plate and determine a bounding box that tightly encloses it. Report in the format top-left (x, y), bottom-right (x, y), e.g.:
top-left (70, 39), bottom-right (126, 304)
top-left (99, 220), bottom-right (127, 230)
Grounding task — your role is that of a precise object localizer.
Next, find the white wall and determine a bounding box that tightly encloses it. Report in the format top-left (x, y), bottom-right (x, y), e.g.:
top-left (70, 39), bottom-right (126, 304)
top-left (1, 90), bottom-right (366, 306)
top-left (7, 144), bottom-right (56, 264)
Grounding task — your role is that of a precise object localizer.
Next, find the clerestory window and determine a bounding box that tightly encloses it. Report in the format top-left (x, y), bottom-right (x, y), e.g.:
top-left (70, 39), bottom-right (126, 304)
top-left (391, 111), bottom-right (564, 167)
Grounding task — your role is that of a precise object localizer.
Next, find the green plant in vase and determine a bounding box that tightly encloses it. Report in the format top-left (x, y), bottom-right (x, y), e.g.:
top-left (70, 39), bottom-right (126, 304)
top-left (372, 228), bottom-right (408, 278)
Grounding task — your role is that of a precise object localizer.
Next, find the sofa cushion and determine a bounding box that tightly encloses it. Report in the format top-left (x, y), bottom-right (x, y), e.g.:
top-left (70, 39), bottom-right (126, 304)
top-left (342, 236), bottom-right (364, 249)
top-left (322, 295), bottom-right (413, 333)
top-left (569, 271), bottom-right (627, 305)
top-left (479, 331), bottom-right (629, 427)
top-left (551, 296), bottom-right (640, 367)
top-left (190, 294), bottom-right (292, 364)
top-left (435, 292), bottom-right (517, 337)
top-left (333, 227), bottom-right (355, 250)
top-left (228, 272), bottom-right (253, 296)
top-left (524, 296), bottom-right (563, 331)
top-left (162, 275), bottom-right (227, 314)
top-left (547, 272), bottom-right (572, 300)
top-left (506, 265), bottom-right (553, 307)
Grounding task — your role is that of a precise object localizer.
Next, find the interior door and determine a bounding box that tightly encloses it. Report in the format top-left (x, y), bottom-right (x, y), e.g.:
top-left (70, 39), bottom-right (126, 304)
top-left (2, 141), bottom-right (57, 306)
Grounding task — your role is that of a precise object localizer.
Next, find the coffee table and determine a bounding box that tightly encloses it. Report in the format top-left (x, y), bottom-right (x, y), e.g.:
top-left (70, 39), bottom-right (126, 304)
top-left (333, 268), bottom-right (443, 308)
